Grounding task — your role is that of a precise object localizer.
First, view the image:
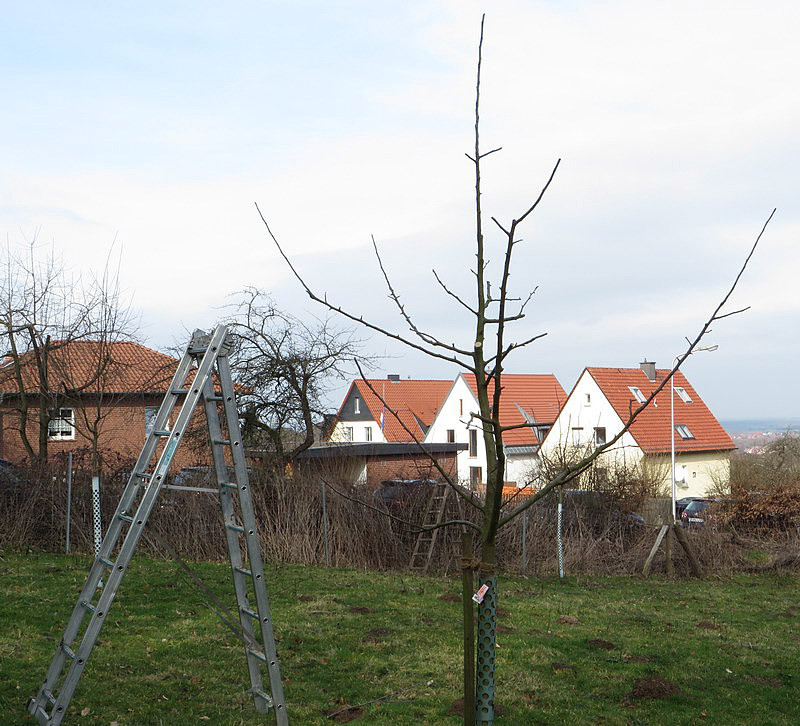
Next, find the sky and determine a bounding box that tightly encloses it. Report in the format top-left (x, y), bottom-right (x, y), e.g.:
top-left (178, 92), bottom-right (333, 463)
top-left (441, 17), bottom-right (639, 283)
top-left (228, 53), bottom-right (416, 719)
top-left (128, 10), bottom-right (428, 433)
top-left (1, 0), bottom-right (798, 421)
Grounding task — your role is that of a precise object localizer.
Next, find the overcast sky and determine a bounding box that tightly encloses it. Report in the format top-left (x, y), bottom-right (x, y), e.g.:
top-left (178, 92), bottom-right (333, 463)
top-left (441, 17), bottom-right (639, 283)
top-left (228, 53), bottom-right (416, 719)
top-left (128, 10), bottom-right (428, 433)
top-left (2, 1), bottom-right (798, 421)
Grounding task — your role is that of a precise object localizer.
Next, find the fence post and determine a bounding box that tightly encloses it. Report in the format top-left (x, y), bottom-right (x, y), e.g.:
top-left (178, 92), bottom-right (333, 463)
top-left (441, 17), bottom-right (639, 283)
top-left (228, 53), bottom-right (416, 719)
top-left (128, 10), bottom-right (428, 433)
top-left (520, 510), bottom-right (528, 573)
top-left (321, 481), bottom-right (331, 567)
top-left (65, 452), bottom-right (73, 554)
top-left (557, 487), bottom-right (565, 579)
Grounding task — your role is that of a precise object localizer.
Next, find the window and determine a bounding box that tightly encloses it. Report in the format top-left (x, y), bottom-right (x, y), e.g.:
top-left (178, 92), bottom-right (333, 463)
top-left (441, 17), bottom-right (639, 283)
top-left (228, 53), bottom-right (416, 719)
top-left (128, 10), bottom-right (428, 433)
top-left (585, 393), bottom-right (591, 405)
top-left (628, 386), bottom-right (646, 404)
top-left (675, 387), bottom-right (692, 403)
top-left (571, 427), bottom-right (583, 445)
top-left (593, 427), bottom-right (606, 446)
top-left (364, 427), bottom-right (372, 442)
top-left (145, 406), bottom-right (158, 436)
top-left (48, 408), bottom-right (75, 441)
top-left (354, 397), bottom-right (361, 414)
top-left (469, 429), bottom-right (478, 457)
top-left (446, 429), bottom-right (455, 443)
top-left (469, 466), bottom-right (482, 487)
top-left (459, 399), bottom-right (463, 415)
top-left (675, 424), bottom-right (695, 440)
top-left (344, 426), bottom-right (354, 442)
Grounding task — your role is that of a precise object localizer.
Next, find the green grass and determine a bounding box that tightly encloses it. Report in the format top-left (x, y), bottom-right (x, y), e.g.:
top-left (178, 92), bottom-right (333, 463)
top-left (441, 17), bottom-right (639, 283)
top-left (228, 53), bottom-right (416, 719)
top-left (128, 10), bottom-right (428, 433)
top-left (2, 553), bottom-right (799, 724)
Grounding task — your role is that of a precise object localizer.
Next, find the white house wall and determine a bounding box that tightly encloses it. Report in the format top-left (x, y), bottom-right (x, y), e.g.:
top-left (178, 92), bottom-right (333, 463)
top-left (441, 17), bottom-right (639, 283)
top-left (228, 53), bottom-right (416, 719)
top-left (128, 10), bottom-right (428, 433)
top-left (424, 375), bottom-right (485, 486)
top-left (329, 419), bottom-right (387, 444)
top-left (650, 451), bottom-right (730, 498)
top-left (539, 370), bottom-right (642, 468)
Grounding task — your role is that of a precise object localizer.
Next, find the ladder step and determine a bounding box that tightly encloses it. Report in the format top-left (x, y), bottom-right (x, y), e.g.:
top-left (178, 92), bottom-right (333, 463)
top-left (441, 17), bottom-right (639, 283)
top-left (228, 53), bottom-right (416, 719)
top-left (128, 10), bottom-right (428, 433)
top-left (134, 471), bottom-right (151, 480)
top-left (98, 556), bottom-right (114, 568)
top-left (153, 430), bottom-right (171, 436)
top-left (226, 523), bottom-right (245, 533)
top-left (234, 566), bottom-right (253, 578)
top-left (221, 481), bottom-right (238, 489)
top-left (250, 688), bottom-right (274, 706)
top-left (248, 648), bottom-right (268, 663)
top-left (42, 689), bottom-right (57, 705)
top-left (118, 514), bottom-right (134, 523)
top-left (61, 643), bottom-right (77, 660)
top-left (170, 388), bottom-right (190, 395)
top-left (212, 439), bottom-right (231, 446)
top-left (80, 600), bottom-right (96, 613)
top-left (241, 606), bottom-right (258, 620)
top-left (206, 395), bottom-right (224, 402)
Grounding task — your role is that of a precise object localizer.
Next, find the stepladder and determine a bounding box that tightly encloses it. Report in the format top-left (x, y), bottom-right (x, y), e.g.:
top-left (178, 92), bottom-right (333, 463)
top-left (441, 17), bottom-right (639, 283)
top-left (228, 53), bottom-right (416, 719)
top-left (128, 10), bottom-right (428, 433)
top-left (27, 325), bottom-right (289, 725)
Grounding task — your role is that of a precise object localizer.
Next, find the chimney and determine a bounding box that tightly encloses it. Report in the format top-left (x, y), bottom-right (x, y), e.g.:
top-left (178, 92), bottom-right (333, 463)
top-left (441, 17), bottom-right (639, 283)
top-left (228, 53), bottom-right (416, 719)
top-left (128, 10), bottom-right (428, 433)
top-left (387, 374), bottom-right (400, 382)
top-left (639, 360), bottom-right (656, 381)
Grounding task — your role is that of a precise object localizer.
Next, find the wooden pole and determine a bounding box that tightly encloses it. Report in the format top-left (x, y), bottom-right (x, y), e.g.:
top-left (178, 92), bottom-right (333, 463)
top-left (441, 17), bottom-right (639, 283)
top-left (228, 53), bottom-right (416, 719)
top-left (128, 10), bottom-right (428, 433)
top-left (642, 525), bottom-right (669, 576)
top-left (665, 525), bottom-right (674, 576)
top-left (672, 524), bottom-right (703, 577)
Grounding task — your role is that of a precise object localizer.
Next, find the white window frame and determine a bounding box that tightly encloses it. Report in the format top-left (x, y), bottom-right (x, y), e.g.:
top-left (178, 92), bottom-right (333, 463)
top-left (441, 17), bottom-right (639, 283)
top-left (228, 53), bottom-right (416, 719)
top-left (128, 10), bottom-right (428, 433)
top-left (354, 397), bottom-right (361, 414)
top-left (571, 426), bottom-right (583, 445)
top-left (628, 386), bottom-right (646, 404)
top-left (344, 426), bottom-right (354, 442)
top-left (468, 428), bottom-right (478, 457)
top-left (593, 426), bottom-right (606, 446)
top-left (675, 424), bottom-right (695, 440)
top-left (48, 408), bottom-right (75, 441)
top-left (364, 426), bottom-right (372, 442)
top-left (469, 466), bottom-right (482, 487)
top-left (446, 429), bottom-right (455, 443)
top-left (675, 387), bottom-right (692, 403)
top-left (584, 393), bottom-right (591, 406)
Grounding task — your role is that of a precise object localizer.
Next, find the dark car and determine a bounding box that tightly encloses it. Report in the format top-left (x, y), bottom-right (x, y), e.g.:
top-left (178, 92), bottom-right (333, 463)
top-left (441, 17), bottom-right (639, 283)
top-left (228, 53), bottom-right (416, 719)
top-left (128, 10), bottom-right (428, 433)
top-left (675, 497), bottom-right (702, 520)
top-left (680, 498), bottom-right (728, 527)
top-left (373, 479), bottom-right (436, 510)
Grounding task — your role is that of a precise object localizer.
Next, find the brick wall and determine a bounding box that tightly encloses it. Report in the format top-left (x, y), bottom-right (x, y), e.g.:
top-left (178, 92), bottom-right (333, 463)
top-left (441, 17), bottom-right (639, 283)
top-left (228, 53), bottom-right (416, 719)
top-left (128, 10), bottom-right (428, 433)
top-left (365, 451), bottom-right (458, 488)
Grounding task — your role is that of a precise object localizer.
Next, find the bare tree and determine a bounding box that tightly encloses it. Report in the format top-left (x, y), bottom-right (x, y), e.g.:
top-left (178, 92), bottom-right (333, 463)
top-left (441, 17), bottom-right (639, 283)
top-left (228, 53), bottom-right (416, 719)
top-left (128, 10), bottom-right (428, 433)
top-left (0, 236), bottom-right (139, 472)
top-left (223, 287), bottom-right (368, 472)
top-left (257, 16), bottom-right (771, 724)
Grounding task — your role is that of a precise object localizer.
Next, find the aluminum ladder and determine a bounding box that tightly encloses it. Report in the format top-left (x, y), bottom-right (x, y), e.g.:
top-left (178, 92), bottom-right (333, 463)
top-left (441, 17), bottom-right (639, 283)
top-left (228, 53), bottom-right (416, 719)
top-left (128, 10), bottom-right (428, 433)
top-left (27, 325), bottom-right (288, 725)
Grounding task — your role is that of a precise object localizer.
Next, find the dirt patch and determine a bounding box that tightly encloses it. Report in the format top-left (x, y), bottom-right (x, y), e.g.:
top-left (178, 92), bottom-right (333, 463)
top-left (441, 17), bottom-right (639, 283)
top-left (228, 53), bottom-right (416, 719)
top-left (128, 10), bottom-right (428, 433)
top-left (627, 676), bottom-right (681, 700)
top-left (497, 624), bottom-right (514, 634)
top-left (326, 705), bottom-right (364, 722)
top-left (298, 595), bottom-right (313, 602)
top-left (558, 615), bottom-right (580, 625)
top-left (349, 606), bottom-right (373, 615)
top-left (496, 607), bottom-right (510, 617)
top-left (551, 662), bottom-right (576, 673)
top-left (697, 621), bottom-right (721, 630)
top-left (623, 654), bottom-right (651, 663)
top-left (439, 593), bottom-right (461, 603)
top-left (744, 675), bottom-right (782, 688)
top-left (588, 638), bottom-right (616, 650)
top-left (362, 628), bottom-right (389, 643)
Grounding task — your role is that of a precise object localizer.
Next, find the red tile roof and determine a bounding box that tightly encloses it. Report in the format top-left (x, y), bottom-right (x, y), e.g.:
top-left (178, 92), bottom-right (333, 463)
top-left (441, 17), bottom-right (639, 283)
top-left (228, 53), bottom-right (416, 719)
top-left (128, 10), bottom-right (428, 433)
top-left (463, 373), bottom-right (567, 447)
top-left (0, 340), bottom-right (179, 395)
top-left (339, 378), bottom-right (453, 442)
top-left (586, 367), bottom-right (735, 454)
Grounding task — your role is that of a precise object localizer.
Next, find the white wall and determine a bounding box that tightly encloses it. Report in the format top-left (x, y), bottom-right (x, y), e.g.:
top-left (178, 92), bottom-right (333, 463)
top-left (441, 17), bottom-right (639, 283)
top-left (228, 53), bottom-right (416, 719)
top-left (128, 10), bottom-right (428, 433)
top-left (329, 419), bottom-right (386, 444)
top-left (424, 375), bottom-right (485, 486)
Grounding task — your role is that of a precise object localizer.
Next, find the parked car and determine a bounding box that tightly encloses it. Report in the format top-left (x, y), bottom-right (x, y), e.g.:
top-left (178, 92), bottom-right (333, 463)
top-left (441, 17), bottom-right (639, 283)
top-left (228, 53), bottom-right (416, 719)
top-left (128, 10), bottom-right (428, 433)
top-left (373, 479), bottom-right (436, 511)
top-left (675, 497), bottom-right (702, 520)
top-left (680, 498), bottom-right (728, 527)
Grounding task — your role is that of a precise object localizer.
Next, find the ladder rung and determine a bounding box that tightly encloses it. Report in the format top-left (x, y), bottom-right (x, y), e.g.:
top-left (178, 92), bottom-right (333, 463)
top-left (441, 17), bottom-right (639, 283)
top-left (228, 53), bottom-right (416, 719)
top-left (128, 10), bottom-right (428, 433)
top-left (42, 689), bottom-right (57, 705)
top-left (250, 688), bottom-right (273, 706)
top-left (248, 648), bottom-right (268, 663)
top-left (221, 482), bottom-right (238, 489)
top-left (187, 347), bottom-right (207, 355)
top-left (134, 472), bottom-right (151, 480)
top-left (234, 566), bottom-right (253, 578)
top-left (153, 430), bottom-right (171, 436)
top-left (118, 514), bottom-right (134, 523)
top-left (227, 523), bottom-right (245, 533)
top-left (206, 395), bottom-right (224, 401)
top-left (61, 643), bottom-right (77, 660)
top-left (212, 439), bottom-right (231, 446)
top-left (163, 484), bottom-right (218, 494)
top-left (80, 600), bottom-right (96, 613)
top-left (170, 388), bottom-right (190, 395)
top-left (98, 556), bottom-right (114, 568)
top-left (241, 606), bottom-right (258, 620)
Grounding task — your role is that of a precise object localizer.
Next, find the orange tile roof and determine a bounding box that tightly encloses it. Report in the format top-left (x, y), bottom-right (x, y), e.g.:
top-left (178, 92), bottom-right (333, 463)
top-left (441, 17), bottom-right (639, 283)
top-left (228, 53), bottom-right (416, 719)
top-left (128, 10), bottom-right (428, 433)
top-left (586, 367), bottom-right (735, 454)
top-left (339, 378), bottom-right (453, 442)
top-left (463, 373), bottom-right (567, 447)
top-left (0, 340), bottom-right (180, 395)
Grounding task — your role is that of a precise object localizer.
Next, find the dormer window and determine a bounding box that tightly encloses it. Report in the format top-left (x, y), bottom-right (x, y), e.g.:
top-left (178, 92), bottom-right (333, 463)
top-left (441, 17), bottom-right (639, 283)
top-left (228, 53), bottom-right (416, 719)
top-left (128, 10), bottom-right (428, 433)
top-left (675, 387), bottom-right (692, 403)
top-left (675, 424), bottom-right (695, 440)
top-left (628, 386), bottom-right (646, 404)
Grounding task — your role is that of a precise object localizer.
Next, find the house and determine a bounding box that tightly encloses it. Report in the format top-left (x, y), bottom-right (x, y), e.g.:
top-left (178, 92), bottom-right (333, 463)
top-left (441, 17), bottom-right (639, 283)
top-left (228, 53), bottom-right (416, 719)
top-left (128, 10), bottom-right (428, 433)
top-left (538, 362), bottom-right (736, 497)
top-left (0, 339), bottom-right (208, 468)
top-left (424, 373), bottom-right (567, 488)
top-left (328, 375), bottom-right (453, 444)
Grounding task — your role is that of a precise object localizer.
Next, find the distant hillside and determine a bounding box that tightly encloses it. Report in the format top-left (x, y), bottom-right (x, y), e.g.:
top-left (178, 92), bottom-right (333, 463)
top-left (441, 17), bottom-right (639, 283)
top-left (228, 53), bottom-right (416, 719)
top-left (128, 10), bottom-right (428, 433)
top-left (721, 419), bottom-right (800, 434)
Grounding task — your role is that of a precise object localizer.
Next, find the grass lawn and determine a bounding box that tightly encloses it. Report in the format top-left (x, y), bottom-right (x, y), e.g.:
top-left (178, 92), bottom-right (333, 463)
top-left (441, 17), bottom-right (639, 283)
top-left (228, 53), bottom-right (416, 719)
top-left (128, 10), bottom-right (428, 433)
top-left (1, 552), bottom-right (798, 724)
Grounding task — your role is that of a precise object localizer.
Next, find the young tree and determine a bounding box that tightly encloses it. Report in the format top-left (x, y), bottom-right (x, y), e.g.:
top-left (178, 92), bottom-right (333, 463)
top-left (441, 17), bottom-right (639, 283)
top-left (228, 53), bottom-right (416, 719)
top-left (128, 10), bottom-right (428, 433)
top-left (258, 17), bottom-right (771, 723)
top-left (223, 287), bottom-right (367, 472)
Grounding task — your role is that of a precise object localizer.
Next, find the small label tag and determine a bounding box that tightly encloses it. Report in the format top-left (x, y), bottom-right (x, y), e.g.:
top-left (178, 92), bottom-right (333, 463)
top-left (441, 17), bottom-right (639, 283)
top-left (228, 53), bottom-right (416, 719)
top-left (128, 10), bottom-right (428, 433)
top-left (472, 584), bottom-right (489, 604)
